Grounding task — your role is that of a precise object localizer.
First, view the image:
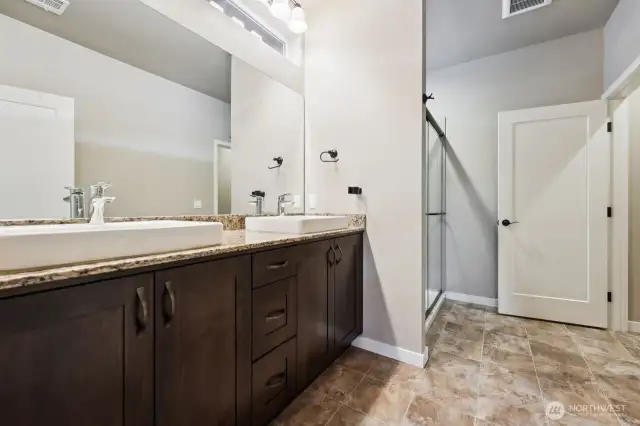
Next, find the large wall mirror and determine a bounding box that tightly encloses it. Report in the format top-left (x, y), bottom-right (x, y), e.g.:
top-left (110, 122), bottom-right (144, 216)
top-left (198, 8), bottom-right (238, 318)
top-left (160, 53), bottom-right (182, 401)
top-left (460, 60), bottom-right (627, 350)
top-left (0, 0), bottom-right (304, 220)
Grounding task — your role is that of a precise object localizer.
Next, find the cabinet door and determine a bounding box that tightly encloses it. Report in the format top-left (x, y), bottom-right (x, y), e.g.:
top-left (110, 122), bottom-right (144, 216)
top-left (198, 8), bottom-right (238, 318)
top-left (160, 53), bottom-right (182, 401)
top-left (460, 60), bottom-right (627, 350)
top-left (155, 256), bottom-right (252, 426)
top-left (333, 234), bottom-right (363, 353)
top-left (296, 239), bottom-right (335, 390)
top-left (0, 274), bottom-right (154, 426)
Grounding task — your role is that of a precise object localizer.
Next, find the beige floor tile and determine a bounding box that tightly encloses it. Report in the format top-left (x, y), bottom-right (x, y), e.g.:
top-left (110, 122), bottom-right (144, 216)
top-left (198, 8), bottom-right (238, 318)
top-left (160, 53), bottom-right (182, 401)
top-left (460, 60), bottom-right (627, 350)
top-left (479, 362), bottom-right (542, 406)
top-left (403, 394), bottom-right (476, 426)
top-left (566, 325), bottom-right (616, 342)
top-left (425, 330), bottom-right (441, 352)
top-left (484, 332), bottom-right (531, 355)
top-left (346, 376), bottom-right (414, 424)
top-left (435, 333), bottom-right (483, 361)
top-left (412, 368), bottom-right (478, 403)
top-left (532, 358), bottom-right (595, 386)
top-left (326, 405), bottom-right (388, 426)
top-left (573, 336), bottom-right (636, 361)
top-left (606, 395), bottom-right (640, 426)
top-left (594, 373), bottom-right (640, 406)
top-left (583, 353), bottom-right (640, 377)
top-left (476, 400), bottom-right (547, 426)
top-left (272, 389), bottom-right (342, 426)
top-left (548, 412), bottom-right (615, 425)
top-left (443, 322), bottom-right (485, 342)
top-left (311, 364), bottom-right (365, 401)
top-left (367, 357), bottom-right (425, 390)
top-left (337, 348), bottom-right (381, 375)
top-left (527, 329), bottom-right (579, 353)
top-left (530, 341), bottom-right (588, 369)
top-left (485, 313), bottom-right (526, 328)
top-left (482, 345), bottom-right (538, 377)
top-left (520, 319), bottom-right (568, 335)
top-left (484, 322), bottom-right (527, 338)
top-left (426, 350), bottom-right (481, 378)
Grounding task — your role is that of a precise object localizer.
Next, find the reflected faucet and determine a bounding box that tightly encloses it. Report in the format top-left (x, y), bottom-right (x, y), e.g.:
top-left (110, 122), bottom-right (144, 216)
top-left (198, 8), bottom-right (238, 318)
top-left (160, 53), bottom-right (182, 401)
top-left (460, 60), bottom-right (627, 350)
top-left (89, 182), bottom-right (115, 225)
top-left (277, 193), bottom-right (294, 216)
top-left (63, 186), bottom-right (85, 219)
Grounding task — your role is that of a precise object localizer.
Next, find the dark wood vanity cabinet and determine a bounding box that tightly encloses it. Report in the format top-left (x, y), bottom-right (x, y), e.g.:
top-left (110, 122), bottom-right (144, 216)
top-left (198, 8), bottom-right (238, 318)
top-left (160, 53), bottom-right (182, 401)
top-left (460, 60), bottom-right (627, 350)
top-left (154, 257), bottom-right (252, 426)
top-left (0, 232), bottom-right (363, 426)
top-left (297, 234), bottom-right (363, 390)
top-left (0, 274), bottom-right (155, 426)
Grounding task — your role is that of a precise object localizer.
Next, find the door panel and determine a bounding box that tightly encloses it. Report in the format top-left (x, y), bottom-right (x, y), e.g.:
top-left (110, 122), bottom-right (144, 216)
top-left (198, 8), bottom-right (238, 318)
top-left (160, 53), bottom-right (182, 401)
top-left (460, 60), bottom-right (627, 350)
top-left (498, 100), bottom-right (609, 327)
top-left (155, 257), bottom-right (251, 426)
top-left (296, 240), bottom-right (334, 390)
top-left (334, 234), bottom-right (362, 353)
top-left (0, 274), bottom-right (153, 426)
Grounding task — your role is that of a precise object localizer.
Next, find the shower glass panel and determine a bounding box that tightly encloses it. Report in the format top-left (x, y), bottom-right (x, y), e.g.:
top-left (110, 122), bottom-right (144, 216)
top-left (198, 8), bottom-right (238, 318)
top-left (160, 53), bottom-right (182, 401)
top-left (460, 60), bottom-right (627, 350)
top-left (425, 119), bottom-right (446, 315)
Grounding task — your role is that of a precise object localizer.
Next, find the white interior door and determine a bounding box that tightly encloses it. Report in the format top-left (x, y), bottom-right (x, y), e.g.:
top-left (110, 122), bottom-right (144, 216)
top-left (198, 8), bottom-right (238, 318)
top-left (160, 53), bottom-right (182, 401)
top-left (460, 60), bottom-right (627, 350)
top-left (0, 85), bottom-right (74, 219)
top-left (498, 100), bottom-right (609, 328)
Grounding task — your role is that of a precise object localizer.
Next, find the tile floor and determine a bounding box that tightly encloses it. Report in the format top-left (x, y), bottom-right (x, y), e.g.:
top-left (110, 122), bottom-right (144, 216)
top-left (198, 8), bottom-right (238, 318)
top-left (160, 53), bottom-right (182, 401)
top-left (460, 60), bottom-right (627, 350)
top-left (272, 300), bottom-right (640, 425)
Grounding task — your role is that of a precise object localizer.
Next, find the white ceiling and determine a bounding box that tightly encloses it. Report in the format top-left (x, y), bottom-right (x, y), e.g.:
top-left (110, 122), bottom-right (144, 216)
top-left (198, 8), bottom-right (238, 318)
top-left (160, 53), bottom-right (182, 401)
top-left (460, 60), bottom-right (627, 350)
top-left (0, 0), bottom-right (232, 102)
top-left (426, 0), bottom-right (619, 70)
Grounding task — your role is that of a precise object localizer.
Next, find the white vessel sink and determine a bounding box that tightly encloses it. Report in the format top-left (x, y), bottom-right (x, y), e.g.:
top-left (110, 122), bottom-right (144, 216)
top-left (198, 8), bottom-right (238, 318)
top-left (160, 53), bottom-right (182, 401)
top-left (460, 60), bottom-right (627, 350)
top-left (245, 215), bottom-right (349, 235)
top-left (0, 221), bottom-right (223, 271)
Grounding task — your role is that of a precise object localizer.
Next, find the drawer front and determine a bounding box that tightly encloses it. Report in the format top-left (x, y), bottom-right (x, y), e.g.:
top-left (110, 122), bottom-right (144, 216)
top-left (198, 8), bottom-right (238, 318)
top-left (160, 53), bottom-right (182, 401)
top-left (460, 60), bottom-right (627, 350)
top-left (252, 247), bottom-right (298, 288)
top-left (252, 338), bottom-right (297, 426)
top-left (253, 277), bottom-right (298, 360)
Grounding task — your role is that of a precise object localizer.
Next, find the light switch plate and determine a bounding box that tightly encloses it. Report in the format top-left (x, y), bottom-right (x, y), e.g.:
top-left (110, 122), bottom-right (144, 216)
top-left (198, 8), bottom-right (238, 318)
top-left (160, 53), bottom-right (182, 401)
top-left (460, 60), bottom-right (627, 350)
top-left (293, 194), bottom-right (302, 208)
top-left (308, 194), bottom-right (317, 210)
top-left (193, 199), bottom-right (202, 209)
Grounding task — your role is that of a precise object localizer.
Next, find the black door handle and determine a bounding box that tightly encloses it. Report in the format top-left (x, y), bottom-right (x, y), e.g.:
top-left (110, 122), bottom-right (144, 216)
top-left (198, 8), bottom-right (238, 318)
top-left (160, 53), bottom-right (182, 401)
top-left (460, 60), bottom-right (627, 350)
top-left (163, 281), bottom-right (176, 325)
top-left (500, 219), bottom-right (519, 227)
top-left (335, 244), bottom-right (343, 264)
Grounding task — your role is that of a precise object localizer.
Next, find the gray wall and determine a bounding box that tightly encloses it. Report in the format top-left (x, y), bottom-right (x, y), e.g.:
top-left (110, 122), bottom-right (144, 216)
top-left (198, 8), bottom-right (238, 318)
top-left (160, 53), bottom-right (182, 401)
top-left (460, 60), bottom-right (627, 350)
top-left (629, 89), bottom-right (640, 321)
top-left (427, 30), bottom-right (604, 299)
top-left (306, 0), bottom-right (424, 355)
top-left (604, 0), bottom-right (640, 90)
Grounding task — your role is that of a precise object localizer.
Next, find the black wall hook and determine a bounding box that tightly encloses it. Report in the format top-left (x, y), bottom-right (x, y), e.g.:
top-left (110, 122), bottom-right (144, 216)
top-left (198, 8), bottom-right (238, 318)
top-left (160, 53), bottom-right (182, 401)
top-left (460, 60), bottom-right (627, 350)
top-left (268, 157), bottom-right (284, 169)
top-left (423, 93), bottom-right (434, 104)
top-left (320, 150), bottom-right (339, 163)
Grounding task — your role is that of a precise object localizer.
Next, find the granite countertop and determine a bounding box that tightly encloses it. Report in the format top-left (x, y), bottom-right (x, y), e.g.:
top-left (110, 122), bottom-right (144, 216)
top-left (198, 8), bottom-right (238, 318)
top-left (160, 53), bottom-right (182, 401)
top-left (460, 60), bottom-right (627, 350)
top-left (0, 226), bottom-right (365, 294)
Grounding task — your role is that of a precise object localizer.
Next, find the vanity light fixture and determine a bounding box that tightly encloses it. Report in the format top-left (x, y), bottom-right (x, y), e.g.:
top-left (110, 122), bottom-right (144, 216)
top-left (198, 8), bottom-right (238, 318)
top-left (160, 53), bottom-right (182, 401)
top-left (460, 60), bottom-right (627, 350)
top-left (270, 0), bottom-right (292, 20)
top-left (288, 5), bottom-right (307, 34)
top-left (254, 0), bottom-right (307, 34)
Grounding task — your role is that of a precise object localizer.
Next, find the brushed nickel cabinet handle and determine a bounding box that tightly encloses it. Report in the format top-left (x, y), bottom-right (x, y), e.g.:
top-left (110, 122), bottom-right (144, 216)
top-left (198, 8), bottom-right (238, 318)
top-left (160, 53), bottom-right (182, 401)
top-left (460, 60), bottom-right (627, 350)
top-left (327, 247), bottom-right (336, 265)
top-left (335, 244), bottom-right (343, 264)
top-left (135, 287), bottom-right (148, 333)
top-left (266, 260), bottom-right (289, 270)
top-left (265, 372), bottom-right (286, 389)
top-left (265, 309), bottom-right (286, 322)
top-left (163, 281), bottom-right (176, 324)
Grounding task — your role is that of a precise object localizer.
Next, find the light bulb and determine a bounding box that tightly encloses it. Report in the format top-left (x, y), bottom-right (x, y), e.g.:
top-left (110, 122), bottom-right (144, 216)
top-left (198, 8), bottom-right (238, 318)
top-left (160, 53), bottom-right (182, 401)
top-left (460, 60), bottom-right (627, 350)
top-left (270, 0), bottom-right (291, 20)
top-left (288, 6), bottom-right (307, 33)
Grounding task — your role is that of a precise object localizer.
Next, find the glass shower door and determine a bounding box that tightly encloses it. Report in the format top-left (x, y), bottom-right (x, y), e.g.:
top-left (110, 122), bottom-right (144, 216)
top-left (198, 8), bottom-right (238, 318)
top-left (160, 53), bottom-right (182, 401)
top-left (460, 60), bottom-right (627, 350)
top-left (425, 120), bottom-right (446, 315)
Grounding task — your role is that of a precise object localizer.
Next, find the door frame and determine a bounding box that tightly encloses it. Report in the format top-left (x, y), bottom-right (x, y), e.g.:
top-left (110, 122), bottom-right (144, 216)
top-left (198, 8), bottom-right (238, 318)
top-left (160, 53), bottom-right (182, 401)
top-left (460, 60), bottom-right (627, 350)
top-left (604, 53), bottom-right (640, 332)
top-left (213, 139), bottom-right (232, 215)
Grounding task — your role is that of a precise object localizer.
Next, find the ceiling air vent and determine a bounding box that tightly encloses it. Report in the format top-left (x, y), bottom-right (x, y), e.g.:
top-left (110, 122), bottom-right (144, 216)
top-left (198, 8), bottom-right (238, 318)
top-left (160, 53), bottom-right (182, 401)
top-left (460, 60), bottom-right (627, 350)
top-left (503, 0), bottom-right (551, 19)
top-left (23, 0), bottom-right (70, 16)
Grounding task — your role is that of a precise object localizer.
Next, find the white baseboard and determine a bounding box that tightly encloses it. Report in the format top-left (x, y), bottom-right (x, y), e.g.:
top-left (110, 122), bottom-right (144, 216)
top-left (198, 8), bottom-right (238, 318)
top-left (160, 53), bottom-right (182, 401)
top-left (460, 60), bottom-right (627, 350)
top-left (424, 294), bottom-right (446, 333)
top-left (628, 321), bottom-right (640, 333)
top-left (445, 291), bottom-right (498, 308)
top-left (352, 336), bottom-right (425, 368)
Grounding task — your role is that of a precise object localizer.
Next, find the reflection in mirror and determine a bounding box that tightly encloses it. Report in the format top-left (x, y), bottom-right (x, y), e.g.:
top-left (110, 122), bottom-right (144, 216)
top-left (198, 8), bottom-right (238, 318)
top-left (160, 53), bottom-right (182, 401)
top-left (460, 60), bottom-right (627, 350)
top-left (0, 0), bottom-right (304, 220)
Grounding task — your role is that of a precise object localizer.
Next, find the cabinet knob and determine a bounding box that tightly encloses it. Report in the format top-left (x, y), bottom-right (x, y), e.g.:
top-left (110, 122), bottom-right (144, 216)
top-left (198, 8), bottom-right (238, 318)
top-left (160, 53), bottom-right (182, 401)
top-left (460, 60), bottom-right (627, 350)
top-left (327, 247), bottom-right (336, 265)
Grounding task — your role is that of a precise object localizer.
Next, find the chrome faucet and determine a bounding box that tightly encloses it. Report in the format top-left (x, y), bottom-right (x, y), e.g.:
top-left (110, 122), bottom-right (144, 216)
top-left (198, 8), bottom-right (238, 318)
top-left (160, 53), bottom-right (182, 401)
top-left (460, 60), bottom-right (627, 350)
top-left (89, 182), bottom-right (115, 225)
top-left (249, 191), bottom-right (265, 215)
top-left (277, 193), bottom-right (294, 216)
top-left (63, 186), bottom-right (85, 219)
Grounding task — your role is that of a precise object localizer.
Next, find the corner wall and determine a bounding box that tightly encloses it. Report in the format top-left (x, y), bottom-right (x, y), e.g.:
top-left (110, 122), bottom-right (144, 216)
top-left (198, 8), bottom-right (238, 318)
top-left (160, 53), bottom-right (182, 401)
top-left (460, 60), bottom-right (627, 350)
top-left (305, 0), bottom-right (424, 356)
top-left (427, 30), bottom-right (604, 300)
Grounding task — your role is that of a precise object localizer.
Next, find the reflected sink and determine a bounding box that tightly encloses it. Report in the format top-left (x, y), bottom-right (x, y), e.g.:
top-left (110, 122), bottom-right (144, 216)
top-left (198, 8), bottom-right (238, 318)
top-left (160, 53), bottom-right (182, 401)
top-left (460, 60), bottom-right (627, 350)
top-left (0, 221), bottom-right (223, 271)
top-left (245, 215), bottom-right (349, 234)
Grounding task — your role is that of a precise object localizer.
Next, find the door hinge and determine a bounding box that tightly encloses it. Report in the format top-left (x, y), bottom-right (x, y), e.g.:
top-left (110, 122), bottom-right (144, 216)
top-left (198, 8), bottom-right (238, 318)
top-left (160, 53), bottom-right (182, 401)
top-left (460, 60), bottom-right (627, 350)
top-left (608, 292), bottom-right (612, 303)
top-left (607, 121), bottom-right (613, 133)
top-left (607, 206), bottom-right (612, 218)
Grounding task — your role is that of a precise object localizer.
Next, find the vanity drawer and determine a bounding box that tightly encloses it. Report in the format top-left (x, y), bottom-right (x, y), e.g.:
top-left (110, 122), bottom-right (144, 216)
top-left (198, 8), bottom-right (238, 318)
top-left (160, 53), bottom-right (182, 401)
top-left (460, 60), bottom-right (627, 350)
top-left (252, 247), bottom-right (298, 288)
top-left (252, 277), bottom-right (298, 360)
top-left (252, 338), bottom-right (297, 426)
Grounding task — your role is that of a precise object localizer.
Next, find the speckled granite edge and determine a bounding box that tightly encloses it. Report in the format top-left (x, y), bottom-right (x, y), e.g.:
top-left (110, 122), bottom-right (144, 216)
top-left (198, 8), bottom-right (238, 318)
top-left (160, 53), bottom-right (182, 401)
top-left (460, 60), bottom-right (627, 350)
top-left (0, 225), bottom-right (365, 293)
top-left (0, 213), bottom-right (366, 230)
